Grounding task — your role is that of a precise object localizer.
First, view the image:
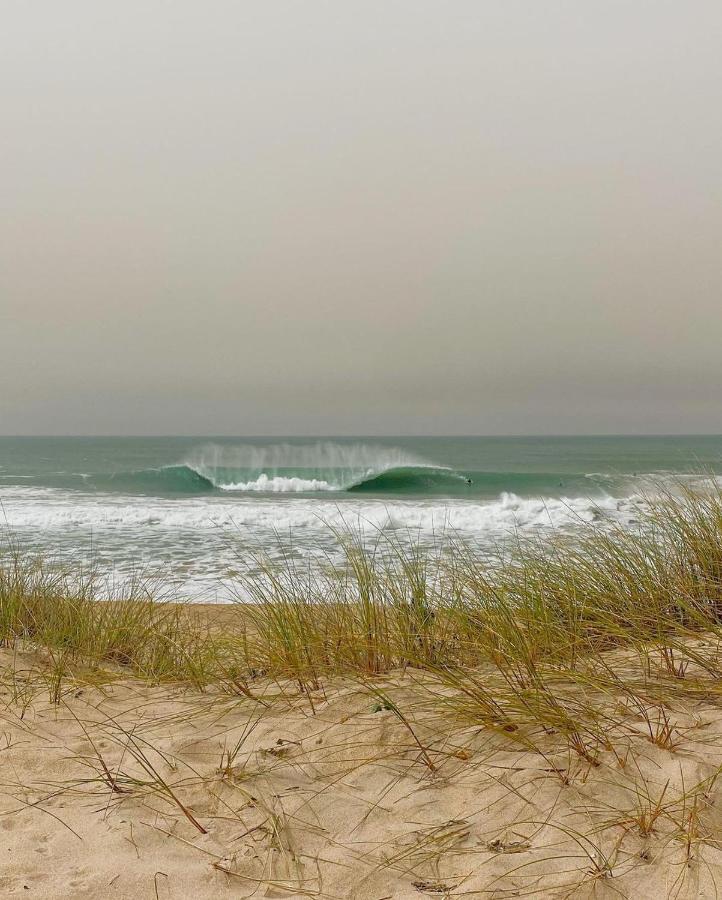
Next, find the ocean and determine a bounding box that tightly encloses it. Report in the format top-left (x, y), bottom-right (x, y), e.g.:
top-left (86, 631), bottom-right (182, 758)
top-left (1, 435), bottom-right (721, 601)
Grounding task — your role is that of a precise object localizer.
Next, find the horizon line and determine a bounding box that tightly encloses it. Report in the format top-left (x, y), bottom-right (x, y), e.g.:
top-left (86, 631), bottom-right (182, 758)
top-left (2, 433), bottom-right (722, 440)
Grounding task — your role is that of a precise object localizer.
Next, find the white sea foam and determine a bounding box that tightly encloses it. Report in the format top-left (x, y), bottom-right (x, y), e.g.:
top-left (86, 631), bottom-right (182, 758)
top-left (0, 484), bottom-right (648, 601)
top-left (0, 485), bottom-right (642, 534)
top-left (219, 474), bottom-right (336, 492)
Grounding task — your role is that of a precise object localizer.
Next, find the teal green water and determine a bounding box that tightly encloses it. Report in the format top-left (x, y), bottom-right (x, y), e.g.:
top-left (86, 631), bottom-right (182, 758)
top-left (1, 436), bottom-right (720, 600)
top-left (2, 435), bottom-right (721, 498)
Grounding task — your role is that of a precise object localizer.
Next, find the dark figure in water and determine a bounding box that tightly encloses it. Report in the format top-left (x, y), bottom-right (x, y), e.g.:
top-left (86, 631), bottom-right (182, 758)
top-left (466, 478), bottom-right (473, 485)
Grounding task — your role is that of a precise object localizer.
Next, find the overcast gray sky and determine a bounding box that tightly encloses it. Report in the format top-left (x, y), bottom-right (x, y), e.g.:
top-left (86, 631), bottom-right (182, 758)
top-left (1, 1), bottom-right (721, 435)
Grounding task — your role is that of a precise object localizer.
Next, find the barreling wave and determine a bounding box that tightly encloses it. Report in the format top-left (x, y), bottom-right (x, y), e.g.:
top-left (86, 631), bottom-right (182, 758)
top-left (16, 442), bottom-right (678, 498)
top-left (86, 443), bottom-right (465, 495)
top-left (102, 463), bottom-right (612, 497)
top-left (216, 465), bottom-right (468, 493)
top-left (170, 442), bottom-right (464, 494)
top-left (3, 461), bottom-right (693, 500)
top-left (154, 462), bottom-right (465, 494)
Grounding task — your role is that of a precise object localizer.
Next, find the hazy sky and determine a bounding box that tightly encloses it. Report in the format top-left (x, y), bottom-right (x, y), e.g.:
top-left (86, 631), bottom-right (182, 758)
top-left (2, 2), bottom-right (721, 435)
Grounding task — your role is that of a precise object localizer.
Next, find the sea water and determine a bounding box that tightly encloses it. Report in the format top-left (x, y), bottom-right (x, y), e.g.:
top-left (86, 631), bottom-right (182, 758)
top-left (1, 435), bottom-right (721, 601)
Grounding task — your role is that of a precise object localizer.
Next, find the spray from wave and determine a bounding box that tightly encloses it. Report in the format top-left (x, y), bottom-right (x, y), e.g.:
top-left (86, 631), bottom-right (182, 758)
top-left (172, 442), bottom-right (462, 493)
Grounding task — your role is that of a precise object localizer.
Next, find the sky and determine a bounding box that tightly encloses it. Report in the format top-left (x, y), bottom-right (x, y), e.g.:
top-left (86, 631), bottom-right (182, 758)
top-left (1, 1), bottom-right (721, 435)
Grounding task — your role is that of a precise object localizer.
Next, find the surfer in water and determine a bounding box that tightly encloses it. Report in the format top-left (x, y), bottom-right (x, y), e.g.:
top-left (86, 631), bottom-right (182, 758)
top-left (466, 477), bottom-right (473, 485)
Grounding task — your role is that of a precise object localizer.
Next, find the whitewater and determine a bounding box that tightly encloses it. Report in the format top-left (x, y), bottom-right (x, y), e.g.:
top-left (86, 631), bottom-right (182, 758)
top-left (1, 435), bottom-right (720, 601)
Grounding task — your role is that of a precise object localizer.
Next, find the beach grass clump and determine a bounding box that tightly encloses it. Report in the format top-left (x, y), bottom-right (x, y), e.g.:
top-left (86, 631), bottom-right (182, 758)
top-left (0, 549), bottom-right (219, 686)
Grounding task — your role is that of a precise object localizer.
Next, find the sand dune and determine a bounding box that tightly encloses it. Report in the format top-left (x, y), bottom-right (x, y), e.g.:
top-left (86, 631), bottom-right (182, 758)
top-left (2, 644), bottom-right (722, 899)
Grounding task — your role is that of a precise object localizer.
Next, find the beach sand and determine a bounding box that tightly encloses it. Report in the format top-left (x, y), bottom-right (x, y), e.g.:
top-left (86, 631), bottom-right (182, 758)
top-left (2, 639), bottom-right (722, 899)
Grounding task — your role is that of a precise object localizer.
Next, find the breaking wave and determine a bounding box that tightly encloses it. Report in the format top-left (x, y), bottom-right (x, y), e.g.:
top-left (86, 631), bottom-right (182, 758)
top-left (8, 443), bottom-right (666, 499)
top-left (103, 443), bottom-right (466, 495)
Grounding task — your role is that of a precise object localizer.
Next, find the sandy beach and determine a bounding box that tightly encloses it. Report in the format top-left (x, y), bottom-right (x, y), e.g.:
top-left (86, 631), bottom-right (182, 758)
top-left (3, 633), bottom-right (722, 899)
